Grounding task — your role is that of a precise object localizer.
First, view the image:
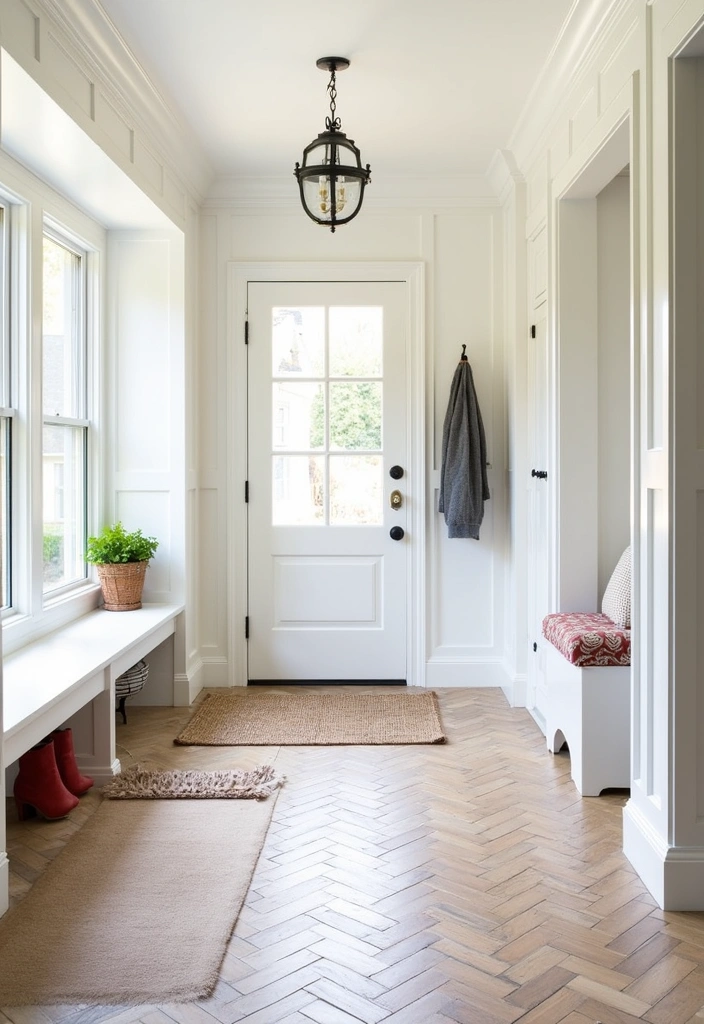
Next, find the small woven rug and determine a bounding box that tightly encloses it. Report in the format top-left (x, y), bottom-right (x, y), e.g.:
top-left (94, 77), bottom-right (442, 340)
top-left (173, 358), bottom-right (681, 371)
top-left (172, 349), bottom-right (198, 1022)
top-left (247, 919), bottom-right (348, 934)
top-left (174, 691), bottom-right (446, 746)
top-left (102, 764), bottom-right (285, 800)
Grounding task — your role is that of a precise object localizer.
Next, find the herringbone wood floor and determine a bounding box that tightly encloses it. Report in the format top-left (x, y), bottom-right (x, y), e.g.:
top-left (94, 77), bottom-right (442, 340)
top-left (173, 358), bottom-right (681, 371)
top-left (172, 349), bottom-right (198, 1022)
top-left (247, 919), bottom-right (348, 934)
top-left (5, 686), bottom-right (704, 1024)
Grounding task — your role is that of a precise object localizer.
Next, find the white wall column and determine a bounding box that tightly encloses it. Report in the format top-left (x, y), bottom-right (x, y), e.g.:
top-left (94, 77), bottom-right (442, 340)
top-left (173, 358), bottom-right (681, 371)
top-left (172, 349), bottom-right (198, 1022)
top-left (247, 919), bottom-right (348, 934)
top-left (623, 19), bottom-right (704, 911)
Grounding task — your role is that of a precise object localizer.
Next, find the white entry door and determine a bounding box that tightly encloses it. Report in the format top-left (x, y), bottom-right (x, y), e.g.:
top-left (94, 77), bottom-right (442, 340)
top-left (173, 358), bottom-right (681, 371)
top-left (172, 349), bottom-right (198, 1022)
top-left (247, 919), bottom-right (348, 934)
top-left (247, 281), bottom-right (408, 681)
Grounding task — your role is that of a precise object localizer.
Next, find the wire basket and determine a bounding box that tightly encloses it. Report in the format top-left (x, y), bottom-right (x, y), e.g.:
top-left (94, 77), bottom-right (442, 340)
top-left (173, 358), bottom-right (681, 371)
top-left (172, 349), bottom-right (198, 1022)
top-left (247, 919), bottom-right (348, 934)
top-left (97, 561), bottom-right (148, 611)
top-left (115, 659), bottom-right (149, 724)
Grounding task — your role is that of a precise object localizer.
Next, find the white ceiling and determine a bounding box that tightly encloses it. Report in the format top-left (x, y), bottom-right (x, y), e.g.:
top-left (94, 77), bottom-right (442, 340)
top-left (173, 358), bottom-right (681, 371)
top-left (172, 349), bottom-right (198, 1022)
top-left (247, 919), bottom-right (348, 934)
top-left (97, 0), bottom-right (576, 183)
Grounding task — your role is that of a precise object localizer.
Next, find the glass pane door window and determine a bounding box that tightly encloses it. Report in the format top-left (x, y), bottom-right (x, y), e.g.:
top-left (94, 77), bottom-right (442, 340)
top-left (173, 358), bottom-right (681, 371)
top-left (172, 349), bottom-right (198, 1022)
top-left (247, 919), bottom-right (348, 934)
top-left (271, 306), bottom-right (384, 526)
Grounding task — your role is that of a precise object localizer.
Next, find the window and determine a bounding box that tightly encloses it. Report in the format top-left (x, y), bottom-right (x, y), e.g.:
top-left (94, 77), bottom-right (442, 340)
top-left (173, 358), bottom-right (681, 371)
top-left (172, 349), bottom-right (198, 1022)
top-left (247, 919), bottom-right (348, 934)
top-left (0, 203), bottom-right (12, 610)
top-left (42, 231), bottom-right (88, 595)
top-left (0, 174), bottom-right (101, 650)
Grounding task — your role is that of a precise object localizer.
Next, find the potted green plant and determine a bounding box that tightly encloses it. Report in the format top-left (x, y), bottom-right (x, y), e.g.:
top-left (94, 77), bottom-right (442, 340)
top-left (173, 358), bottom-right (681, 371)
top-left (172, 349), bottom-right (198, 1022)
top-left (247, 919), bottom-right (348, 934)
top-left (86, 522), bottom-right (159, 611)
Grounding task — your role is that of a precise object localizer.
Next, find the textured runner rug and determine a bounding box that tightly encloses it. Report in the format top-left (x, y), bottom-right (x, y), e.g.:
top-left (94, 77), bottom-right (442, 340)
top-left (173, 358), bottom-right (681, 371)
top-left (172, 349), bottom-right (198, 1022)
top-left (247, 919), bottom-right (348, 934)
top-left (0, 773), bottom-right (281, 1005)
top-left (174, 690), bottom-right (446, 746)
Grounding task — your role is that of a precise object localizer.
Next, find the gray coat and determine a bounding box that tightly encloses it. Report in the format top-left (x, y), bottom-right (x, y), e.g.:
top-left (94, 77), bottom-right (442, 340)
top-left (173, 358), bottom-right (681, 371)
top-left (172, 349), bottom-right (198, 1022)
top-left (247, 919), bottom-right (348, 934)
top-left (438, 359), bottom-right (490, 539)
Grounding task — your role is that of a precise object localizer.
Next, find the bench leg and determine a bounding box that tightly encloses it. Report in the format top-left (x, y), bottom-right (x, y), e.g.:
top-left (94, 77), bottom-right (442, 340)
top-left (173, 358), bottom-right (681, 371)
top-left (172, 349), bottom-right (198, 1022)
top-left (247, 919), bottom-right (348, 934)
top-left (0, 810), bottom-right (7, 917)
top-left (64, 683), bottom-right (121, 786)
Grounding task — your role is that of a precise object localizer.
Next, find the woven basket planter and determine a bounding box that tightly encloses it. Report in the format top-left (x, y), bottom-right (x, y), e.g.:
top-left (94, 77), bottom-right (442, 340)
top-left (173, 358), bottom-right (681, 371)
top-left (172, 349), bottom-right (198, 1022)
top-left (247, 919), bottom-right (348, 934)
top-left (96, 561), bottom-right (148, 611)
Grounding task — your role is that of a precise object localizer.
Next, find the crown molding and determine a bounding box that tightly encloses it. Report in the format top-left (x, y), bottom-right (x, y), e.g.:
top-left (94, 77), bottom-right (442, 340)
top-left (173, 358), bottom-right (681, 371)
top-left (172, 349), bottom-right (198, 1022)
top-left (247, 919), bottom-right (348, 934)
top-left (486, 150), bottom-right (525, 206)
top-left (34, 0), bottom-right (214, 202)
top-left (204, 174), bottom-right (500, 210)
top-left (508, 0), bottom-right (633, 175)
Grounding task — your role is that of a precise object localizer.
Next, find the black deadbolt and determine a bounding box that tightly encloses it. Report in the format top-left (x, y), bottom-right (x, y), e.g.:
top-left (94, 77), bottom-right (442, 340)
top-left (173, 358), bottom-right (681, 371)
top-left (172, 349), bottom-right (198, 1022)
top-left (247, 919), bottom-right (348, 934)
top-left (390, 526), bottom-right (405, 541)
top-left (389, 465), bottom-right (404, 480)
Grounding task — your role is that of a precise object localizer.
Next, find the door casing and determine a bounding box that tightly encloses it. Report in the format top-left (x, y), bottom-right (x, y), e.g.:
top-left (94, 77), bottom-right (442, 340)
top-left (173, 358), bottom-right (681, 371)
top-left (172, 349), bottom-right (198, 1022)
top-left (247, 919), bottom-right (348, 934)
top-left (228, 261), bottom-right (426, 687)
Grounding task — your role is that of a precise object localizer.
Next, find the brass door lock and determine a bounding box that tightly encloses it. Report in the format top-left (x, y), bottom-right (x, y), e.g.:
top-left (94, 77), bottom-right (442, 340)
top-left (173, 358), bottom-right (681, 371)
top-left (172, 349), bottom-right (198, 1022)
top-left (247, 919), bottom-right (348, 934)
top-left (390, 489), bottom-right (403, 510)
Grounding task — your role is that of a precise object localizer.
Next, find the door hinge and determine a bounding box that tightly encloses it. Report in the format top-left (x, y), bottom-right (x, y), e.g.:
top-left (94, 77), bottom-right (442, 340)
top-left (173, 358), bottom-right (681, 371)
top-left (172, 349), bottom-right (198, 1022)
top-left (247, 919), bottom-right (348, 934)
top-left (244, 320), bottom-right (249, 345)
top-left (245, 480), bottom-right (249, 503)
top-left (531, 324), bottom-right (536, 339)
top-left (245, 616), bottom-right (250, 640)
top-left (533, 641), bottom-right (538, 653)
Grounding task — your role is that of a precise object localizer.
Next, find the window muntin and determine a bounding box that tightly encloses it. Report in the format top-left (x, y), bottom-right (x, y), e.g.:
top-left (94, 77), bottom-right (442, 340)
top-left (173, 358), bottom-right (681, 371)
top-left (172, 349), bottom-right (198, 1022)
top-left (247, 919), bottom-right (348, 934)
top-left (270, 305), bottom-right (384, 527)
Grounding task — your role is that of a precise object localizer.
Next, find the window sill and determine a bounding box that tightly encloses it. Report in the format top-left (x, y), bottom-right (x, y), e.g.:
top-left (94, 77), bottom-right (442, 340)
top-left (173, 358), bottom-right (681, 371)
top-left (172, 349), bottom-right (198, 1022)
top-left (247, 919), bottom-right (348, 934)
top-left (2, 583), bottom-right (103, 656)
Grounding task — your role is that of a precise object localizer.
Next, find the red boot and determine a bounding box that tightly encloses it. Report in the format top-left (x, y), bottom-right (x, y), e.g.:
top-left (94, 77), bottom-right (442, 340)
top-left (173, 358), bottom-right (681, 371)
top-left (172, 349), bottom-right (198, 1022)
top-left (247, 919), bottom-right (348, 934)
top-left (51, 728), bottom-right (94, 796)
top-left (14, 740), bottom-right (79, 821)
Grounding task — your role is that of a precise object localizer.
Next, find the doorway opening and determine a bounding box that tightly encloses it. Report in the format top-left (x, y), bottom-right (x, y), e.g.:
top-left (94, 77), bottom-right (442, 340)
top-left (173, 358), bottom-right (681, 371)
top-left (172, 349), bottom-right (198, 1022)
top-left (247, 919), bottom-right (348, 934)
top-left (555, 118), bottom-right (632, 616)
top-left (228, 262), bottom-right (425, 688)
top-left (528, 118), bottom-right (633, 734)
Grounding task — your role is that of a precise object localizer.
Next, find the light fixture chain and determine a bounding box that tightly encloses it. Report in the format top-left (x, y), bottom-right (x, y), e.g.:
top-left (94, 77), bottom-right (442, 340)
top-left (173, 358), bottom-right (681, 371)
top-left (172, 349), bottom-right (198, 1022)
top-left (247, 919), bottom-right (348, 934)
top-left (325, 68), bottom-right (341, 131)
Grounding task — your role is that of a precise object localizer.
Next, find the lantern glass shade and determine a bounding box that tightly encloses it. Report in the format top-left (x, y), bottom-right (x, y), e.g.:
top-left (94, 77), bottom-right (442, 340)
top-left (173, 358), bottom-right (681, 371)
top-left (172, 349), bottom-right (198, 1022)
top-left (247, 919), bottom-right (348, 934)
top-left (295, 129), bottom-right (370, 230)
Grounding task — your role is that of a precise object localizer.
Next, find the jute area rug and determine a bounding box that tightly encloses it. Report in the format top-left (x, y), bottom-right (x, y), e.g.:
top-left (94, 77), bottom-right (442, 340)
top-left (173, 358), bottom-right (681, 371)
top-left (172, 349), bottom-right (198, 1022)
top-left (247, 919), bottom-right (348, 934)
top-left (0, 767), bottom-right (284, 1006)
top-left (174, 690), bottom-right (446, 746)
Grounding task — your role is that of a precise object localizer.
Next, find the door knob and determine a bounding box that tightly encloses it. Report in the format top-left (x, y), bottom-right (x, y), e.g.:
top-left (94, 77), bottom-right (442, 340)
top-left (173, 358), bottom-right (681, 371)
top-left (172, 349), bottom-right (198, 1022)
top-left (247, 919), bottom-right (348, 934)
top-left (390, 489), bottom-right (403, 510)
top-left (389, 465), bottom-right (404, 480)
top-left (389, 526), bottom-right (405, 541)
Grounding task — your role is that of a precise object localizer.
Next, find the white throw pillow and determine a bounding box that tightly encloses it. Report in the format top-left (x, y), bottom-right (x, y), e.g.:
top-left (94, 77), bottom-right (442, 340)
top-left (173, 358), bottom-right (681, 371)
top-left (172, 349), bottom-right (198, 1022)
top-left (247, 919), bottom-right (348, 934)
top-left (602, 545), bottom-right (632, 628)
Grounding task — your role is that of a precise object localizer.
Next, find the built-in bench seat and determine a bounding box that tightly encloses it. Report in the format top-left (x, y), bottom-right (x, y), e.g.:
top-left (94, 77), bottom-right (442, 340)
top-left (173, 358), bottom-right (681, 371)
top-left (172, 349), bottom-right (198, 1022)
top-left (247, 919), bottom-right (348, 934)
top-left (3, 602), bottom-right (184, 779)
top-left (542, 611), bottom-right (631, 667)
top-left (542, 610), bottom-right (631, 796)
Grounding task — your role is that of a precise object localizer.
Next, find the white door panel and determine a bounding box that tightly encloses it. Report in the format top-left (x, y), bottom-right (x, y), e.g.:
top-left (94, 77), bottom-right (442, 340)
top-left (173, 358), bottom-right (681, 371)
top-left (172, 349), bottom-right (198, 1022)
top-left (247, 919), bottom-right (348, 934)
top-left (247, 281), bottom-right (408, 681)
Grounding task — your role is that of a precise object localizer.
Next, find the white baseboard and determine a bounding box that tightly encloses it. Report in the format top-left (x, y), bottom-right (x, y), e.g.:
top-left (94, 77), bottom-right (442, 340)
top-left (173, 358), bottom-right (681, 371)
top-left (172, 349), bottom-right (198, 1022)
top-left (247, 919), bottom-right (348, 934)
top-left (173, 670), bottom-right (193, 706)
top-left (527, 705), bottom-right (546, 736)
top-left (84, 757), bottom-right (121, 787)
top-left (425, 657), bottom-right (510, 688)
top-left (499, 662), bottom-right (527, 708)
top-left (0, 852), bottom-right (8, 917)
top-left (202, 656), bottom-right (230, 688)
top-left (623, 800), bottom-right (704, 910)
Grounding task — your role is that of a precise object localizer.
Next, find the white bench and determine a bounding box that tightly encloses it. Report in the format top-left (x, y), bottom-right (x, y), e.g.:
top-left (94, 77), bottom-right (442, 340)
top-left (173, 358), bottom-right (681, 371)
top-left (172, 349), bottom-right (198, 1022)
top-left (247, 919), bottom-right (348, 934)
top-left (1, 602), bottom-right (184, 916)
top-left (3, 602), bottom-right (184, 778)
top-left (542, 611), bottom-right (631, 796)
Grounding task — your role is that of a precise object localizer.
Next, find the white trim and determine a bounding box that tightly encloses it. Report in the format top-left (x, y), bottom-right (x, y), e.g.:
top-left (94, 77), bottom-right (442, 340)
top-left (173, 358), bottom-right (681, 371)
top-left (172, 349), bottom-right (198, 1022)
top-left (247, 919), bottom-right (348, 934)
top-left (425, 657), bottom-right (510, 689)
top-left (34, 0), bottom-right (213, 202)
top-left (486, 151), bottom-right (525, 207)
top-left (228, 261), bottom-right (426, 688)
top-left (508, 0), bottom-right (633, 174)
top-left (528, 705), bottom-right (547, 735)
top-left (174, 669), bottom-right (194, 707)
top-left (201, 656), bottom-right (231, 689)
top-left (85, 757), bottom-right (121, 788)
top-left (503, 667), bottom-right (528, 708)
top-left (0, 853), bottom-right (8, 917)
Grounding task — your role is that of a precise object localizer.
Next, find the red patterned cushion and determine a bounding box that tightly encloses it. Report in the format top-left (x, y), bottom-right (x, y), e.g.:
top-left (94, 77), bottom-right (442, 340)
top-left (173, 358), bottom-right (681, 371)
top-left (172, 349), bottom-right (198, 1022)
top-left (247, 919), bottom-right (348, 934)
top-left (542, 612), bottom-right (631, 667)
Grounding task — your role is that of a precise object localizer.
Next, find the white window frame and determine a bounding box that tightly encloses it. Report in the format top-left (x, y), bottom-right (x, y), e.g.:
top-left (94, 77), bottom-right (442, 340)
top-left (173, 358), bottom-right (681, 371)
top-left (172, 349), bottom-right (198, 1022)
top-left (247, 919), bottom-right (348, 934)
top-left (41, 224), bottom-right (90, 602)
top-left (0, 200), bottom-right (12, 611)
top-left (0, 159), bottom-right (104, 655)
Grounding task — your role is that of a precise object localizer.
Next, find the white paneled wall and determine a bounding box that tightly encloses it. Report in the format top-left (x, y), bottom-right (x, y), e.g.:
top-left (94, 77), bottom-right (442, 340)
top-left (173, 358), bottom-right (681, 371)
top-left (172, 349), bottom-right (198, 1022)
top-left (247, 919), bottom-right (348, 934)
top-left (509, 0), bottom-right (704, 908)
top-left (107, 230), bottom-right (187, 695)
top-left (198, 206), bottom-right (507, 689)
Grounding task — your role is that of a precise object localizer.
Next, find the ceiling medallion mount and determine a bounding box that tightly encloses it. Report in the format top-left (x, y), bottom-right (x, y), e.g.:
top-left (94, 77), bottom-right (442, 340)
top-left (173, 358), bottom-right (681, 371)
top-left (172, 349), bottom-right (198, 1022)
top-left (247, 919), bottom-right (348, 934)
top-left (294, 56), bottom-right (371, 233)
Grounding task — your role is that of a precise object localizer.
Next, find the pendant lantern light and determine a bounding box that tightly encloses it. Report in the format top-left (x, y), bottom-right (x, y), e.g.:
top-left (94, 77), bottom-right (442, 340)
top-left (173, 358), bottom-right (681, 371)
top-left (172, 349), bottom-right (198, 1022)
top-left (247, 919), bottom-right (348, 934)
top-left (294, 57), bottom-right (371, 232)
